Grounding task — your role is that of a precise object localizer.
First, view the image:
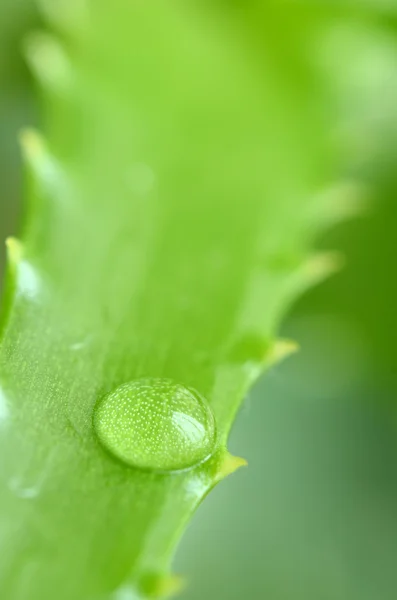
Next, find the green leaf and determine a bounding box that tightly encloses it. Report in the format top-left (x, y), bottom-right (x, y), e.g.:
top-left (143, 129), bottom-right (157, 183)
top-left (0, 2), bottom-right (349, 598)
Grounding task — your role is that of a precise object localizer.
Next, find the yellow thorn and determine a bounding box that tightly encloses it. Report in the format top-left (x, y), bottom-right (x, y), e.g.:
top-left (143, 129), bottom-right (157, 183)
top-left (266, 338), bottom-right (299, 367)
top-left (303, 251), bottom-right (344, 284)
top-left (5, 237), bottom-right (23, 266)
top-left (150, 575), bottom-right (185, 598)
top-left (19, 128), bottom-right (64, 199)
top-left (313, 179), bottom-right (371, 227)
top-left (19, 128), bottom-right (46, 163)
top-left (332, 181), bottom-right (371, 219)
top-left (214, 451), bottom-right (248, 484)
top-left (24, 32), bottom-right (72, 92)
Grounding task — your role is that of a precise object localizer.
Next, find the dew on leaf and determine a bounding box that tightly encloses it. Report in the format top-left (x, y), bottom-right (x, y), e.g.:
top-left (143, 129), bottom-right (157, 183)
top-left (8, 477), bottom-right (41, 500)
top-left (93, 378), bottom-right (216, 472)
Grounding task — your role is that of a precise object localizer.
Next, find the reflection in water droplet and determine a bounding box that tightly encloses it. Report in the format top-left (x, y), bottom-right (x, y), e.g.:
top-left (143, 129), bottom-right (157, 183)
top-left (93, 378), bottom-right (216, 472)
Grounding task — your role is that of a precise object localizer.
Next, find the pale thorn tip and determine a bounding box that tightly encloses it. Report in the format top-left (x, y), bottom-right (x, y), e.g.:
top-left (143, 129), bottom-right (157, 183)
top-left (334, 181), bottom-right (371, 218)
top-left (214, 451), bottom-right (248, 483)
top-left (24, 32), bottom-right (72, 92)
top-left (313, 179), bottom-right (371, 226)
top-left (267, 338), bottom-right (299, 366)
top-left (19, 128), bottom-right (67, 201)
top-left (19, 128), bottom-right (46, 162)
top-left (151, 574), bottom-right (185, 598)
top-left (5, 237), bottom-right (24, 266)
top-left (303, 251), bottom-right (344, 282)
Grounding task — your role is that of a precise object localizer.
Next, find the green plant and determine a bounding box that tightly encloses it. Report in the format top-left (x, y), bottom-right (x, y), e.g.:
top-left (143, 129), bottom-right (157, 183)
top-left (0, 2), bottom-right (364, 599)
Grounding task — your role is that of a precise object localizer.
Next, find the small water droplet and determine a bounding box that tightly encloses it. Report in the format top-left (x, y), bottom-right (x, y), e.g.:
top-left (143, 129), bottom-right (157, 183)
top-left (9, 478), bottom-right (40, 499)
top-left (93, 378), bottom-right (216, 472)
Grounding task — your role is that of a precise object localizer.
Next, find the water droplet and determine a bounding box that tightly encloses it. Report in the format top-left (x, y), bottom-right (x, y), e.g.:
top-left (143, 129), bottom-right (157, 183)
top-left (93, 378), bottom-right (216, 472)
top-left (9, 478), bottom-right (40, 499)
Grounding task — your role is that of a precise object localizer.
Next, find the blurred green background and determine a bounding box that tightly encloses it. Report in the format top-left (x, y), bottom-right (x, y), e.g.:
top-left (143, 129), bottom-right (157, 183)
top-left (1, 3), bottom-right (397, 600)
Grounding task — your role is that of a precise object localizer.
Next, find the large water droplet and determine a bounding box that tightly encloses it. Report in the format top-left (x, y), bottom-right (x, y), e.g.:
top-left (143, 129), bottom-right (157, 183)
top-left (93, 378), bottom-right (216, 472)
